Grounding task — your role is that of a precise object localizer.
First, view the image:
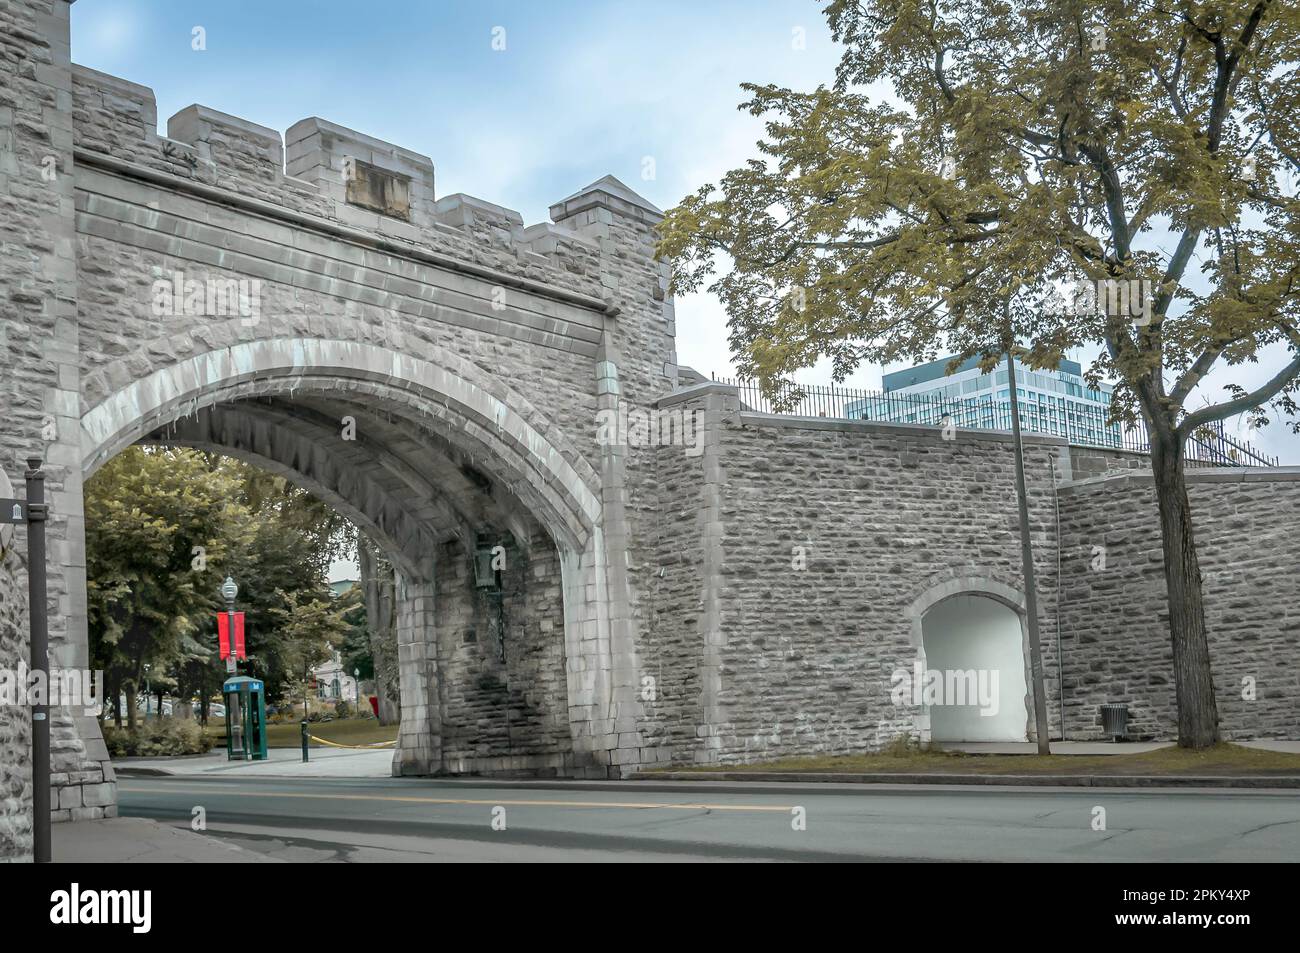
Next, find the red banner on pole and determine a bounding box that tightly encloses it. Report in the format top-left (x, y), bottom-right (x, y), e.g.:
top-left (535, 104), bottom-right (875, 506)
top-left (217, 612), bottom-right (246, 660)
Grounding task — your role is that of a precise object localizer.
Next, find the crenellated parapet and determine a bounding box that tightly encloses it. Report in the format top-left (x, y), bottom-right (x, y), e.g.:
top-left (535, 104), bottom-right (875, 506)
top-left (68, 64), bottom-right (669, 332)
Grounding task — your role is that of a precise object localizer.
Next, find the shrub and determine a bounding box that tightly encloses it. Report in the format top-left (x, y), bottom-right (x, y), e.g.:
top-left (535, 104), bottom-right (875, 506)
top-left (104, 718), bottom-right (214, 757)
top-left (880, 733), bottom-right (933, 757)
top-left (334, 700), bottom-right (352, 719)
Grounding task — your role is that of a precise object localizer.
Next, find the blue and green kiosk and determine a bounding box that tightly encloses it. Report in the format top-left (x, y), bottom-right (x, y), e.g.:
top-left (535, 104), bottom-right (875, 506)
top-left (221, 675), bottom-right (268, 761)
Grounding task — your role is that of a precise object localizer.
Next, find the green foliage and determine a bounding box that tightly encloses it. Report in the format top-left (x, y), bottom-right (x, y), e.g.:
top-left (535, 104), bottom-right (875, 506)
top-left (87, 448), bottom-right (252, 723)
top-left (272, 585), bottom-right (357, 709)
top-left (658, 0), bottom-right (1300, 438)
top-left (104, 718), bottom-right (214, 757)
top-left (339, 583), bottom-right (373, 681)
top-left (86, 447), bottom-right (359, 719)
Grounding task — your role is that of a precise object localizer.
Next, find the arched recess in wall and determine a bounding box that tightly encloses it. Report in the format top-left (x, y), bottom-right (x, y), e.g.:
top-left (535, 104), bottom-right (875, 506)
top-left (904, 577), bottom-right (1032, 744)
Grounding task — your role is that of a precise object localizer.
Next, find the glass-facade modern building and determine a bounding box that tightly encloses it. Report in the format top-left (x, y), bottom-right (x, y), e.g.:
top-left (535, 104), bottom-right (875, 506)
top-left (844, 354), bottom-right (1120, 448)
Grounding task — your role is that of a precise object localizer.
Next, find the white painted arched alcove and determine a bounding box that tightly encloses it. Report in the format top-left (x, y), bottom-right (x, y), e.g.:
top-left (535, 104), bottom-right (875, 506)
top-left (904, 576), bottom-right (1034, 744)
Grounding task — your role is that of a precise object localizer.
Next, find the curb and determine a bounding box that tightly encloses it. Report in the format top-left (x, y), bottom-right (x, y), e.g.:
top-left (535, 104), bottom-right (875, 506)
top-left (113, 765), bottom-right (1300, 791)
top-left (113, 766), bottom-right (175, 777)
top-left (630, 771), bottom-right (1300, 789)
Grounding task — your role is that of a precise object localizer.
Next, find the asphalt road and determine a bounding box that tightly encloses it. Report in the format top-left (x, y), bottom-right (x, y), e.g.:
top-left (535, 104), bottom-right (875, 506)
top-left (116, 776), bottom-right (1300, 862)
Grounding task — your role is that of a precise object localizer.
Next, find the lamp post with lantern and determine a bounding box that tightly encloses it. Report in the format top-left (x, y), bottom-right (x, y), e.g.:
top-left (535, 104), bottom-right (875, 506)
top-left (221, 576), bottom-right (244, 757)
top-left (221, 575), bottom-right (239, 663)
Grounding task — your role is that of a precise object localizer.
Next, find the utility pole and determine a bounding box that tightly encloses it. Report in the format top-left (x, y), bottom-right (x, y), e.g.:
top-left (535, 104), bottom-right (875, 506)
top-left (1004, 351), bottom-right (1053, 755)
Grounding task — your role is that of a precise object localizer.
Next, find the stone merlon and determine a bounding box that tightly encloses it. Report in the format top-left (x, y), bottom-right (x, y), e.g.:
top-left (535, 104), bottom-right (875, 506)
top-left (550, 175), bottom-right (664, 227)
top-left (168, 104), bottom-right (285, 173)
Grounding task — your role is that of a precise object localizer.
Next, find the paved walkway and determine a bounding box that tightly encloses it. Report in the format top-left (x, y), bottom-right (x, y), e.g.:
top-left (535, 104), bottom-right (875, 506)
top-left (114, 746), bottom-right (394, 779)
top-left (53, 816), bottom-right (282, 863)
top-left (112, 740), bottom-right (1300, 780)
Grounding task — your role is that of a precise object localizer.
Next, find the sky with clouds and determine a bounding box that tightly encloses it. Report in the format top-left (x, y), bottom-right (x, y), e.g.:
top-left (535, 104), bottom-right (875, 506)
top-left (71, 0), bottom-right (1299, 481)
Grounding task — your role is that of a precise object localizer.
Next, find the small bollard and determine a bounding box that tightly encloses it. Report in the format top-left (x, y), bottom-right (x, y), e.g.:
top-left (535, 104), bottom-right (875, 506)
top-left (301, 720), bottom-right (310, 762)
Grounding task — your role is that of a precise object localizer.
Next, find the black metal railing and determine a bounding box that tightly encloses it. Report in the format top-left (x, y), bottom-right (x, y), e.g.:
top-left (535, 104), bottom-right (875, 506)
top-left (712, 375), bottom-right (1279, 468)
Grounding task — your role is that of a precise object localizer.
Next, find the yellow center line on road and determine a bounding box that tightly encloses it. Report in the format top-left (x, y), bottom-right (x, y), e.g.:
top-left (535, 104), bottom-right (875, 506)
top-left (119, 784), bottom-right (796, 813)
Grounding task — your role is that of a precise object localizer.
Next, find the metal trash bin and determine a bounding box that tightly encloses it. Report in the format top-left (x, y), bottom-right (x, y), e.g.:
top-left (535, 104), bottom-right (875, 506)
top-left (1100, 703), bottom-right (1129, 742)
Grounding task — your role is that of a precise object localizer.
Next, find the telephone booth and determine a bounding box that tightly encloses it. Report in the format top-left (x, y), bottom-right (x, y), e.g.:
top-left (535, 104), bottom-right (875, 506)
top-left (222, 676), bottom-right (268, 761)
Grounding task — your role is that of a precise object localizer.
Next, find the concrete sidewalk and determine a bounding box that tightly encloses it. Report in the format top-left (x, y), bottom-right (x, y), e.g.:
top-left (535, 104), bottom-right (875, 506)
top-left (943, 741), bottom-right (1173, 755)
top-left (53, 817), bottom-right (282, 863)
top-left (112, 740), bottom-right (1300, 783)
top-left (114, 746), bottom-right (394, 779)
top-left (943, 740), bottom-right (1300, 754)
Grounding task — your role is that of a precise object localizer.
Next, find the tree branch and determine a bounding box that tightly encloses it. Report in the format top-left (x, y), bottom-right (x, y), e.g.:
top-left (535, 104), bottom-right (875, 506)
top-left (1178, 351), bottom-right (1300, 436)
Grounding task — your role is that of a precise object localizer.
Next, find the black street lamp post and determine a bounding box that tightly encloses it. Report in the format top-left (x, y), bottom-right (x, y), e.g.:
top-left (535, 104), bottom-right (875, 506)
top-left (25, 458), bottom-right (51, 863)
top-left (221, 576), bottom-right (249, 759)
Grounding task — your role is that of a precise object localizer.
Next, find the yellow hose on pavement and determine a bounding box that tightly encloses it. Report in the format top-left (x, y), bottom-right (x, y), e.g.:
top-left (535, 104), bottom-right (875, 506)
top-left (307, 735), bottom-right (396, 749)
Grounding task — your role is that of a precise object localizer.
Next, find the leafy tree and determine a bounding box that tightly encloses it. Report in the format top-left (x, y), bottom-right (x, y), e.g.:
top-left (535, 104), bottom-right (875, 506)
top-left (658, 0), bottom-right (1300, 747)
top-left (235, 465), bottom-right (354, 577)
top-left (271, 587), bottom-right (355, 717)
top-left (87, 450), bottom-right (363, 725)
top-left (339, 585), bottom-right (373, 682)
top-left (85, 448), bottom-right (252, 729)
top-left (225, 502), bottom-right (336, 702)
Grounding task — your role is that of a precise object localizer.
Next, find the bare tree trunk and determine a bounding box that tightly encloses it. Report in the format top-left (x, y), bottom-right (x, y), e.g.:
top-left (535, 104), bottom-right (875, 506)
top-left (110, 675), bottom-right (122, 728)
top-left (360, 539), bottom-right (401, 725)
top-left (1150, 429), bottom-right (1220, 748)
top-left (125, 682), bottom-right (138, 732)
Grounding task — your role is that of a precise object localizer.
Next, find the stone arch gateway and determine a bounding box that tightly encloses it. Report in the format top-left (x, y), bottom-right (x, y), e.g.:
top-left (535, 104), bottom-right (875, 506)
top-left (3, 4), bottom-right (1299, 851)
top-left (2, 0), bottom-right (689, 819)
top-left (80, 337), bottom-right (613, 777)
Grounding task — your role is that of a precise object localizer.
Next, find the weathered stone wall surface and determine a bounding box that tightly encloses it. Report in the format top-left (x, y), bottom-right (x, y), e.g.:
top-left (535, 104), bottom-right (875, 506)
top-left (1, 0), bottom-right (116, 851)
top-left (1068, 445), bottom-right (1253, 481)
top-left (55, 37), bottom-right (683, 785)
top-left (638, 388), bottom-right (718, 764)
top-left (0, 472), bottom-right (32, 863)
top-left (648, 401), bottom-right (1298, 761)
top-left (1066, 447), bottom-right (1151, 481)
top-left (435, 533), bottom-right (572, 774)
top-left (646, 388), bottom-right (1073, 764)
top-left (1056, 469), bottom-right (1300, 740)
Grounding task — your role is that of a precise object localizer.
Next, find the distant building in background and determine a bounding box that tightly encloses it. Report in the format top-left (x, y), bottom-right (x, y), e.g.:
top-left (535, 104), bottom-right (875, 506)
top-left (844, 354), bottom-right (1120, 448)
top-left (313, 650), bottom-right (360, 703)
top-left (313, 579), bottom-right (360, 703)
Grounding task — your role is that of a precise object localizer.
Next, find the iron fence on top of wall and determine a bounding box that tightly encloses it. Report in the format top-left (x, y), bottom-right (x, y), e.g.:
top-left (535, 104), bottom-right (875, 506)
top-left (711, 375), bottom-right (1279, 468)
